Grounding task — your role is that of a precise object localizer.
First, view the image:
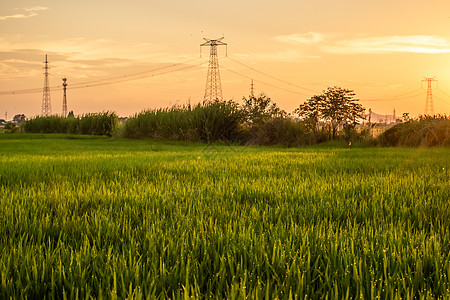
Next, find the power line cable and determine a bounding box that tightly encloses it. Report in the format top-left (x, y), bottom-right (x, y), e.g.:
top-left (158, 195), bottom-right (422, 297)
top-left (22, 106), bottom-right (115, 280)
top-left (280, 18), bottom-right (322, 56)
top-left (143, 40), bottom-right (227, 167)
top-left (433, 94), bottom-right (450, 106)
top-left (361, 89), bottom-right (424, 102)
top-left (68, 62), bottom-right (207, 90)
top-left (226, 56), bottom-right (319, 93)
top-left (221, 66), bottom-right (311, 96)
top-left (69, 57), bottom-right (202, 88)
top-left (436, 87), bottom-right (450, 99)
top-left (0, 58), bottom-right (204, 96)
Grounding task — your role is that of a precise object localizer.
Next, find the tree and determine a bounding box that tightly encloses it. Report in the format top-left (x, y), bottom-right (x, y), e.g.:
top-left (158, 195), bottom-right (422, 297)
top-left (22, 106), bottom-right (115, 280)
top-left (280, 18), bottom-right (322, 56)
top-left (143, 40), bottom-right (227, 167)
top-left (294, 95), bottom-right (323, 134)
top-left (13, 114), bottom-right (26, 124)
top-left (295, 87), bottom-right (365, 139)
top-left (241, 93), bottom-right (285, 124)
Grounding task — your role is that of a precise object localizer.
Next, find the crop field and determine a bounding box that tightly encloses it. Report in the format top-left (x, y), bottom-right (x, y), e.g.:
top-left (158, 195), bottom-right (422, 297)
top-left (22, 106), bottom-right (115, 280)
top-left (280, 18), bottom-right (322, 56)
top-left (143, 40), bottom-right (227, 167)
top-left (0, 134), bottom-right (449, 299)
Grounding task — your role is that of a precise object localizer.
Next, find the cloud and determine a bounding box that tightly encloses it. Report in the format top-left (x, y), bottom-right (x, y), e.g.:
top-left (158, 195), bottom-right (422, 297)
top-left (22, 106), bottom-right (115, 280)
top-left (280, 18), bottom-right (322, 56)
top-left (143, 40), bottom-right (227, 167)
top-left (275, 32), bottom-right (450, 54)
top-left (274, 32), bottom-right (324, 45)
top-left (234, 49), bottom-right (320, 62)
top-left (24, 6), bottom-right (48, 12)
top-left (324, 35), bottom-right (450, 54)
top-left (0, 6), bottom-right (48, 21)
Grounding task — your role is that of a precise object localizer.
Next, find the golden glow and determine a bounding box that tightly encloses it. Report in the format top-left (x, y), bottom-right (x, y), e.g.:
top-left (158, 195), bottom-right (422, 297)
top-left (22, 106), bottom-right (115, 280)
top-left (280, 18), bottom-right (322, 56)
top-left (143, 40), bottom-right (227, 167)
top-left (0, 0), bottom-right (450, 118)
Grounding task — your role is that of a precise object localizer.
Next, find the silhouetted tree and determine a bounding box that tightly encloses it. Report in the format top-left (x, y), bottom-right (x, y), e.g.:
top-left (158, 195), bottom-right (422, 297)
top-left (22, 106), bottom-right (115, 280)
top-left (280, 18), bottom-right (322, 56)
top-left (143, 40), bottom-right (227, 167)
top-left (13, 114), bottom-right (26, 124)
top-left (295, 87), bottom-right (365, 139)
top-left (241, 93), bottom-right (285, 124)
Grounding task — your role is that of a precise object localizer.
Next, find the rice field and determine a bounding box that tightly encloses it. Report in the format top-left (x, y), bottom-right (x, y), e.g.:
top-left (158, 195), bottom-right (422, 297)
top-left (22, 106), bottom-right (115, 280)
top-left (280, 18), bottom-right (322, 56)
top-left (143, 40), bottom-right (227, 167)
top-left (0, 134), bottom-right (449, 299)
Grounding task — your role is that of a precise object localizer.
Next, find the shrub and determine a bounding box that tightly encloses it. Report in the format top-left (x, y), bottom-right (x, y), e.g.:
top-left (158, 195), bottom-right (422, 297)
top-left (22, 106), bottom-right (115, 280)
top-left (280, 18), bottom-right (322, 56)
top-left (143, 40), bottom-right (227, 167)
top-left (378, 115), bottom-right (450, 147)
top-left (240, 117), bottom-right (316, 146)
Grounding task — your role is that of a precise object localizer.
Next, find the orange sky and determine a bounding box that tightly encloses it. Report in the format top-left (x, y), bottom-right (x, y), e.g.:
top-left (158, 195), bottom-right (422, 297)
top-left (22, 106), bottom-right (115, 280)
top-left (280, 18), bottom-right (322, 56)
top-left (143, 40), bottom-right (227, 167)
top-left (1, 0), bottom-right (450, 119)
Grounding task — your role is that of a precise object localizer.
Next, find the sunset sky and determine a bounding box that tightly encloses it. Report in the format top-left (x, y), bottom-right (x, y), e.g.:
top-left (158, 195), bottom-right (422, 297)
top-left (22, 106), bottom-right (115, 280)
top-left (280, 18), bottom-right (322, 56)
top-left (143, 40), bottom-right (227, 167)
top-left (1, 0), bottom-right (450, 118)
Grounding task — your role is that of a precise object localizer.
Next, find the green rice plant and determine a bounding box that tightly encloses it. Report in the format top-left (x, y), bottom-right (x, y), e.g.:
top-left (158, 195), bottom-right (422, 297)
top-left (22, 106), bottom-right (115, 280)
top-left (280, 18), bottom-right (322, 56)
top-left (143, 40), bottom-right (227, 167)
top-left (0, 134), bottom-right (449, 299)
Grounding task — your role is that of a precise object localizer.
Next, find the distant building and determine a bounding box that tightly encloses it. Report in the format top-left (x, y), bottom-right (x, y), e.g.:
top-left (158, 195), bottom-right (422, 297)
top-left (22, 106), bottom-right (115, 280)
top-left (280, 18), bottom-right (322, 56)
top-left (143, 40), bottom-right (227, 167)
top-left (367, 111), bottom-right (398, 124)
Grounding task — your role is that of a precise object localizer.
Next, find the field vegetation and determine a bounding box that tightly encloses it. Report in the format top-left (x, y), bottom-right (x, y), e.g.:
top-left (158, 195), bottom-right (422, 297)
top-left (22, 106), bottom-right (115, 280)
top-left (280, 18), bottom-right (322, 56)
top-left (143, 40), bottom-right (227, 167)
top-left (378, 115), bottom-right (450, 147)
top-left (18, 87), bottom-right (450, 147)
top-left (0, 134), bottom-right (449, 298)
top-left (23, 112), bottom-right (118, 136)
top-left (123, 101), bottom-right (241, 142)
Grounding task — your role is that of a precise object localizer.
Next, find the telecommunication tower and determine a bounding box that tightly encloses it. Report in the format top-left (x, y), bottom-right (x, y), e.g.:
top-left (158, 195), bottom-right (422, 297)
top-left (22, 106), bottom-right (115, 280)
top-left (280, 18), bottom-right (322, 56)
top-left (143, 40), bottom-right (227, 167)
top-left (41, 55), bottom-right (51, 116)
top-left (201, 37), bottom-right (227, 103)
top-left (422, 77), bottom-right (437, 116)
top-left (62, 78), bottom-right (68, 117)
top-left (250, 79), bottom-right (255, 97)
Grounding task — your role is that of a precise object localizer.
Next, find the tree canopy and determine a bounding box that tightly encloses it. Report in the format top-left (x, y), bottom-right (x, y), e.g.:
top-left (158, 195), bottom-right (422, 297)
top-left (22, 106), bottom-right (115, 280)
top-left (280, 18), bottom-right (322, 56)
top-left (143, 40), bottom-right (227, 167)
top-left (241, 93), bottom-right (285, 124)
top-left (295, 87), bottom-right (365, 139)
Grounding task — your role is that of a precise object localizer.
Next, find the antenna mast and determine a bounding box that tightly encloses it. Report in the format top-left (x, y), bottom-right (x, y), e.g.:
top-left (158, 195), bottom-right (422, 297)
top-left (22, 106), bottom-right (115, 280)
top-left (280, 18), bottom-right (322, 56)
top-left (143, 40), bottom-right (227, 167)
top-left (41, 55), bottom-right (51, 116)
top-left (62, 78), bottom-right (68, 117)
top-left (201, 37), bottom-right (227, 103)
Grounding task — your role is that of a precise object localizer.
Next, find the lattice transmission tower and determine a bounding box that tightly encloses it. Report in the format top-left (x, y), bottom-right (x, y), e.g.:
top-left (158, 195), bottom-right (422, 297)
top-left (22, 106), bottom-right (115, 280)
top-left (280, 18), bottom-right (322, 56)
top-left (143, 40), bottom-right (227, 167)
top-left (201, 38), bottom-right (227, 103)
top-left (422, 77), bottom-right (437, 116)
top-left (41, 55), bottom-right (51, 116)
top-left (62, 78), bottom-right (68, 117)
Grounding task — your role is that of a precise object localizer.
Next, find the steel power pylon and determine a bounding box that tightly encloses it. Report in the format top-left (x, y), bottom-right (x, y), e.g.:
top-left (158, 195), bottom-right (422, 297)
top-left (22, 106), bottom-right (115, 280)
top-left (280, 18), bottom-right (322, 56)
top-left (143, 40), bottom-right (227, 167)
top-left (62, 78), bottom-right (68, 117)
top-left (422, 77), bottom-right (437, 116)
top-left (201, 37), bottom-right (227, 103)
top-left (41, 55), bottom-right (51, 116)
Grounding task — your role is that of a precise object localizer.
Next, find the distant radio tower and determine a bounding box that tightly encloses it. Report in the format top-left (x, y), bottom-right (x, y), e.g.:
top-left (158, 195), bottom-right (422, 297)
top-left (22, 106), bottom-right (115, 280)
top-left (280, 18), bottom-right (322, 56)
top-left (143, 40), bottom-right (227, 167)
top-left (250, 79), bottom-right (255, 97)
top-left (201, 37), bottom-right (227, 103)
top-left (422, 77), bottom-right (437, 116)
top-left (62, 78), bottom-right (68, 117)
top-left (41, 55), bottom-right (51, 116)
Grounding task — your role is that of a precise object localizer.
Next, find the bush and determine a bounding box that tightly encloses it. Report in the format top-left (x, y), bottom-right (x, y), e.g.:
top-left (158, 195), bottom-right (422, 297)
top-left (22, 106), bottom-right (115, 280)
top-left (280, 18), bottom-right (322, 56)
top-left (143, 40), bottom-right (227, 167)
top-left (4, 123), bottom-right (21, 133)
top-left (378, 115), bottom-right (450, 147)
top-left (240, 117), bottom-right (316, 147)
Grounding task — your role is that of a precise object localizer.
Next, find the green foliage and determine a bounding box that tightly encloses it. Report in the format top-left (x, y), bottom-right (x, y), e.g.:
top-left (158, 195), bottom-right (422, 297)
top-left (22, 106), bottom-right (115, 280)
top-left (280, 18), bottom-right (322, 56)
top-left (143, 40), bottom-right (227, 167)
top-left (4, 123), bottom-right (21, 133)
top-left (0, 135), bottom-right (449, 298)
top-left (241, 93), bottom-right (285, 124)
top-left (24, 112), bottom-right (118, 136)
top-left (123, 101), bottom-right (242, 142)
top-left (378, 115), bottom-right (450, 146)
top-left (240, 117), bottom-right (316, 146)
top-left (295, 87), bottom-right (365, 139)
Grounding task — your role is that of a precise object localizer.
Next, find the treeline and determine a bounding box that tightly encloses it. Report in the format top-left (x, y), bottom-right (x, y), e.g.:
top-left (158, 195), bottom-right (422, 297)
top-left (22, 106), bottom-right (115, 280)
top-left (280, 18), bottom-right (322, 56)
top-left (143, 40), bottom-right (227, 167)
top-left (17, 87), bottom-right (450, 147)
top-left (122, 87), bottom-right (368, 146)
top-left (23, 112), bottom-right (117, 136)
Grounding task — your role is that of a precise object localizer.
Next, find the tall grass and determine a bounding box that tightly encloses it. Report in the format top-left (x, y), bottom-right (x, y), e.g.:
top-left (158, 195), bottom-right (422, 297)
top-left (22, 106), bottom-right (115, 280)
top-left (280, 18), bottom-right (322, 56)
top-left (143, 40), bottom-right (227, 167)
top-left (379, 115), bottom-right (450, 146)
top-left (123, 101), bottom-right (242, 142)
top-left (24, 112), bottom-right (118, 136)
top-left (239, 117), bottom-right (316, 146)
top-left (0, 135), bottom-right (449, 298)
